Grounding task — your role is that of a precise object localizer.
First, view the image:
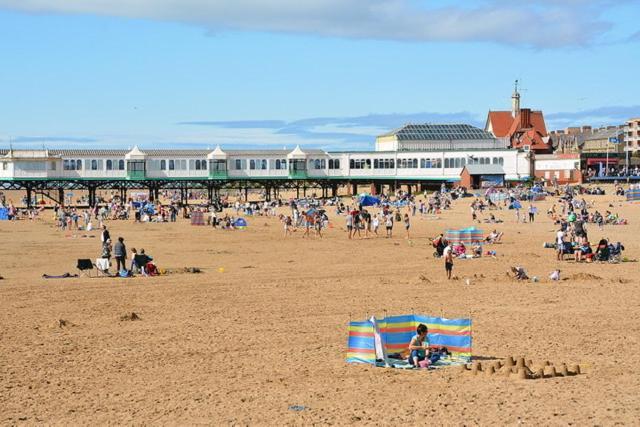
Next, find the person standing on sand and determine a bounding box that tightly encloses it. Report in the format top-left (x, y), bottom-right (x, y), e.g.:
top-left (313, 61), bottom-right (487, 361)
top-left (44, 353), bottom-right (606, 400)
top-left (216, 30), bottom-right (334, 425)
top-left (113, 237), bottom-right (127, 272)
top-left (101, 224), bottom-right (110, 243)
top-left (528, 204), bottom-right (537, 223)
top-left (346, 211), bottom-right (354, 239)
top-left (372, 213), bottom-right (380, 237)
top-left (403, 213), bottom-right (411, 239)
top-left (443, 242), bottom-right (454, 280)
top-left (556, 228), bottom-right (565, 261)
top-left (385, 212), bottom-right (393, 238)
top-left (284, 215), bottom-right (292, 237)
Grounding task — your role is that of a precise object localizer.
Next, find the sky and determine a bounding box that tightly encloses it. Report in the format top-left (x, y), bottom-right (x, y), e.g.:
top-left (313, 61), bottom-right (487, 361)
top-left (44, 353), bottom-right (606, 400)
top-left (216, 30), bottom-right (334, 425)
top-left (0, 0), bottom-right (639, 151)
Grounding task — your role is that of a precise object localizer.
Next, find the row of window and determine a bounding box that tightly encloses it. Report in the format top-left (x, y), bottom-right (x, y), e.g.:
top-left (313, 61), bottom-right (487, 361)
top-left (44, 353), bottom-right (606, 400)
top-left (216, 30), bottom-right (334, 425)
top-left (443, 157), bottom-right (504, 168)
top-left (348, 157), bottom-right (504, 170)
top-left (51, 155), bottom-right (506, 173)
top-left (106, 159), bottom-right (126, 170)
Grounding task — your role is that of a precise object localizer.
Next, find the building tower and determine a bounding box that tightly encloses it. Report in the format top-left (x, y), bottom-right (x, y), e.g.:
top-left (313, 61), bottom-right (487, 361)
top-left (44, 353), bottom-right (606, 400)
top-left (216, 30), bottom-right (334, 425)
top-left (511, 80), bottom-right (521, 118)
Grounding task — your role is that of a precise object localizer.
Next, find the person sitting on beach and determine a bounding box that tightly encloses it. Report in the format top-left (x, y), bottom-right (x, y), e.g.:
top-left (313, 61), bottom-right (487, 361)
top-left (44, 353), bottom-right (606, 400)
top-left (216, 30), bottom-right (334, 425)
top-left (510, 266), bottom-right (529, 280)
top-left (574, 241), bottom-right (593, 263)
top-left (408, 324), bottom-right (429, 368)
top-left (485, 229), bottom-right (503, 244)
top-left (452, 242), bottom-right (466, 256)
top-left (472, 241), bottom-right (482, 257)
top-left (595, 239), bottom-right (610, 262)
top-left (134, 249), bottom-right (153, 276)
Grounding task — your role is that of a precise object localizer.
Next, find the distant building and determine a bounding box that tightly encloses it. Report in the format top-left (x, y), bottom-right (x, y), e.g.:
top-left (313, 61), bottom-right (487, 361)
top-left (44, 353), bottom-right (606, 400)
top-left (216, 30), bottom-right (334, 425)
top-left (626, 118), bottom-right (640, 153)
top-left (485, 81), bottom-right (552, 154)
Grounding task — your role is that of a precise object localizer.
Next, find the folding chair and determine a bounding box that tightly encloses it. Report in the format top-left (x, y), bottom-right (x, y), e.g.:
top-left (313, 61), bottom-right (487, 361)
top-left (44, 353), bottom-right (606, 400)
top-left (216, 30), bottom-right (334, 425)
top-left (76, 259), bottom-right (94, 277)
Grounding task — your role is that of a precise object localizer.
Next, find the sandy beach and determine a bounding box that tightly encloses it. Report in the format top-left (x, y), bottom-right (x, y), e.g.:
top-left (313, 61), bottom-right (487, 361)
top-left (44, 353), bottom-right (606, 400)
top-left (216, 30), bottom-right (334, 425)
top-left (1, 188), bottom-right (639, 425)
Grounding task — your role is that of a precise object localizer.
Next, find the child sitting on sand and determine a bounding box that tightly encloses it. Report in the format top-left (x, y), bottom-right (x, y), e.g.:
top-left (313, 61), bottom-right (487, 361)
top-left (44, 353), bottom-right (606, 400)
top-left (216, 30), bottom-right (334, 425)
top-left (408, 324), bottom-right (429, 367)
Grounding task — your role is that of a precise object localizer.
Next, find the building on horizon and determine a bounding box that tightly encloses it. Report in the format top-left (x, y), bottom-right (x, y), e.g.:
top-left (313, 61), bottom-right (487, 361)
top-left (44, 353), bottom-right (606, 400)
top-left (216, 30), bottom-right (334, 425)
top-left (484, 81), bottom-right (552, 154)
top-left (625, 118), bottom-right (640, 154)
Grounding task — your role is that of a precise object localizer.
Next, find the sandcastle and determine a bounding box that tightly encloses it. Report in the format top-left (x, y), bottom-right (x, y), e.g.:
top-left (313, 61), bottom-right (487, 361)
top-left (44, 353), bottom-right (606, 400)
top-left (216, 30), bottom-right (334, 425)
top-left (459, 356), bottom-right (583, 381)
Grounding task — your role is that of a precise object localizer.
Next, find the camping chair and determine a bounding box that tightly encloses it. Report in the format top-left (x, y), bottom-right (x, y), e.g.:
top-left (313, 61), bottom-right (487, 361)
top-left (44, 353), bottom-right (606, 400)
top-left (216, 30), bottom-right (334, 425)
top-left (76, 259), bottom-right (94, 277)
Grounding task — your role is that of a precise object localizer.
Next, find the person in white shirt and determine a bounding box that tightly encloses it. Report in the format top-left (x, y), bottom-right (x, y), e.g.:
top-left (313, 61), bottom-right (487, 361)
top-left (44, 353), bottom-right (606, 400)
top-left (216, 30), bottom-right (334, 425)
top-left (556, 229), bottom-right (565, 261)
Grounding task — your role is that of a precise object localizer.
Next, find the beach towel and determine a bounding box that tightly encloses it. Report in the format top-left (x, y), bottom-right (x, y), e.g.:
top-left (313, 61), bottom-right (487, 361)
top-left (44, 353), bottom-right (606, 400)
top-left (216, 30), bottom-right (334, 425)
top-left (95, 258), bottom-right (110, 271)
top-left (42, 273), bottom-right (79, 279)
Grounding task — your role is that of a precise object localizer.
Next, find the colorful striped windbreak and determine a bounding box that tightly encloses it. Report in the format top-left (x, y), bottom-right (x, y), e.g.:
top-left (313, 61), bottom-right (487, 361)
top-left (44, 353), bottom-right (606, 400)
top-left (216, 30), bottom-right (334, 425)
top-left (347, 315), bottom-right (472, 364)
top-left (627, 189), bottom-right (640, 201)
top-left (444, 227), bottom-right (483, 245)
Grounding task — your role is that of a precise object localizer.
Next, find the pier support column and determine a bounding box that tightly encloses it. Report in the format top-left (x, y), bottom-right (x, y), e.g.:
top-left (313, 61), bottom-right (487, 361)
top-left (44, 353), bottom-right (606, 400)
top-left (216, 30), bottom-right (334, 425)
top-left (26, 185), bottom-right (33, 209)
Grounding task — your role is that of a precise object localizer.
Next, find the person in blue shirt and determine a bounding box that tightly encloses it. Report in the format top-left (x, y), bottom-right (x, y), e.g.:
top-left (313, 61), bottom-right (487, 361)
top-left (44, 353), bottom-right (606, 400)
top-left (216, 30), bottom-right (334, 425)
top-left (408, 324), bottom-right (429, 367)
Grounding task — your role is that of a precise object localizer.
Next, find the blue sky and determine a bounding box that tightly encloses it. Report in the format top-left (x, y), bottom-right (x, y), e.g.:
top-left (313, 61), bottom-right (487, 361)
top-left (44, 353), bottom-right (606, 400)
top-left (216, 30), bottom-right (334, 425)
top-left (0, 0), bottom-right (639, 151)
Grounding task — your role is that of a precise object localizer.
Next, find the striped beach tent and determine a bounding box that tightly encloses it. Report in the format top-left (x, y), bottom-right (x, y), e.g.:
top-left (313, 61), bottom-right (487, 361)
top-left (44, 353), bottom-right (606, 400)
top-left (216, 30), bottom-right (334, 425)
top-left (190, 211), bottom-right (205, 226)
top-left (626, 188), bottom-right (640, 201)
top-left (444, 227), bottom-right (483, 245)
top-left (347, 315), bottom-right (472, 365)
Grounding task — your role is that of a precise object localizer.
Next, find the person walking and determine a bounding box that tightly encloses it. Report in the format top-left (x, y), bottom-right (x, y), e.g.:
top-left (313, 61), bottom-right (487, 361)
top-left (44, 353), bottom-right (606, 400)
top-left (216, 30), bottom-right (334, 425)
top-left (528, 204), bottom-right (537, 223)
top-left (101, 224), bottom-right (110, 243)
top-left (403, 213), bottom-right (411, 239)
top-left (443, 241), bottom-right (454, 280)
top-left (113, 237), bottom-right (127, 272)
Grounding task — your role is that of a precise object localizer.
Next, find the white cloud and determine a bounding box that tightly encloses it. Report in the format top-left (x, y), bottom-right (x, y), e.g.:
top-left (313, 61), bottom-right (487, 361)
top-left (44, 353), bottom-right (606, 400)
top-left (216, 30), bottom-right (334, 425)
top-left (0, 0), bottom-right (623, 47)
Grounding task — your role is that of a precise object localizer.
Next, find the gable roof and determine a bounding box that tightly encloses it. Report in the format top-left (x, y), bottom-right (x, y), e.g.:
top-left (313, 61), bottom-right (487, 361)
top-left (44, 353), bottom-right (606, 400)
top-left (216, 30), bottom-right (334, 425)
top-left (487, 110), bottom-right (548, 138)
top-left (486, 111), bottom-right (514, 137)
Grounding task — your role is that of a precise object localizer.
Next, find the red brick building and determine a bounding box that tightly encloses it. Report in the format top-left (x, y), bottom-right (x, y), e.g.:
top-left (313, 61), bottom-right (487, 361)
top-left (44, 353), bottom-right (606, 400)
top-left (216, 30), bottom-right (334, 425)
top-left (485, 82), bottom-right (552, 154)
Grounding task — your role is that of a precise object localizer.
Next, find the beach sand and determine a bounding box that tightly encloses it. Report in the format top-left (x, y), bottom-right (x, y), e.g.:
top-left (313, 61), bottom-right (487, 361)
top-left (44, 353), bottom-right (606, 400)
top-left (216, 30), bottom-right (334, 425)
top-left (1, 188), bottom-right (639, 424)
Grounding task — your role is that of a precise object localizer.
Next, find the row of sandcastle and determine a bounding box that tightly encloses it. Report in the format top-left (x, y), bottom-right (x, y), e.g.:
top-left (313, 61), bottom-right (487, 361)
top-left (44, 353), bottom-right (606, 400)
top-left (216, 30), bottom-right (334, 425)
top-left (460, 356), bottom-right (582, 380)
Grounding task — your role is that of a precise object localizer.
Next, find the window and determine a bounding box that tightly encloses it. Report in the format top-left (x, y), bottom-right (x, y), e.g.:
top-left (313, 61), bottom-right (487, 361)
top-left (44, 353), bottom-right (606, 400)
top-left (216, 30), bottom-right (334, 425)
top-left (90, 159), bottom-right (101, 170)
top-left (76, 160), bottom-right (82, 170)
top-left (106, 160), bottom-right (113, 170)
top-left (329, 159), bottom-right (340, 169)
top-left (421, 158), bottom-right (441, 168)
top-left (160, 160), bottom-right (166, 170)
top-left (349, 159), bottom-right (371, 169)
top-left (261, 159), bottom-right (267, 170)
top-left (2, 162), bottom-right (7, 170)
top-left (375, 158), bottom-right (395, 169)
top-left (277, 159), bottom-right (287, 170)
top-left (50, 161), bottom-right (56, 170)
top-left (250, 160), bottom-right (256, 170)
top-left (201, 160), bottom-right (207, 170)
top-left (399, 158), bottom-right (418, 168)
top-left (169, 160), bottom-right (175, 170)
